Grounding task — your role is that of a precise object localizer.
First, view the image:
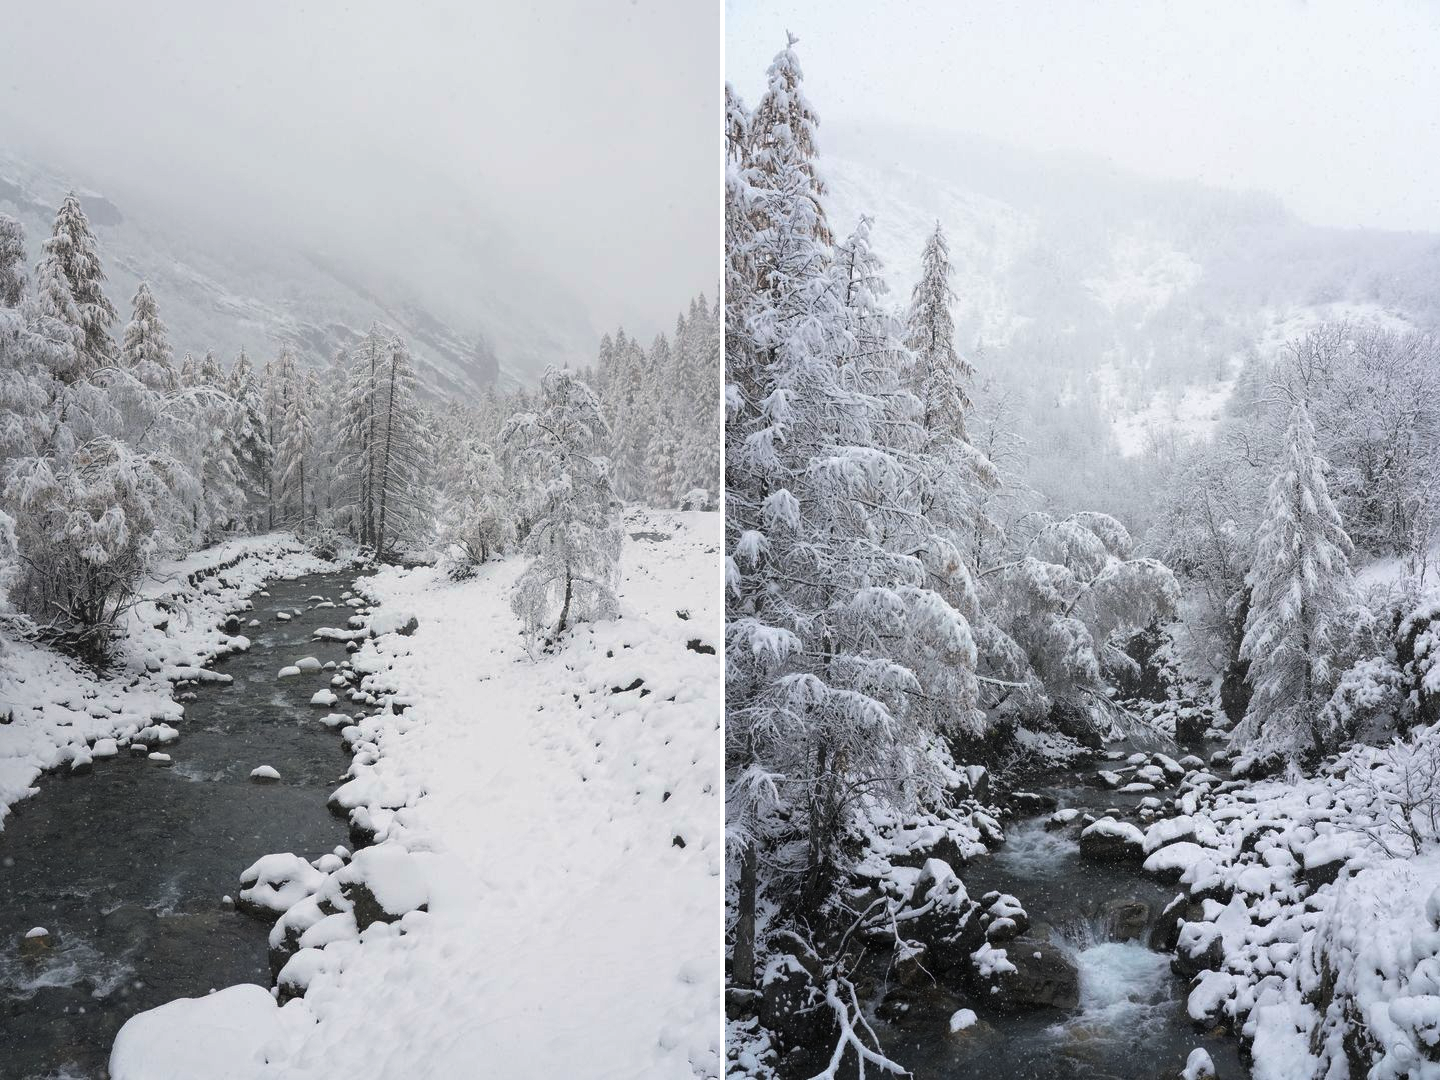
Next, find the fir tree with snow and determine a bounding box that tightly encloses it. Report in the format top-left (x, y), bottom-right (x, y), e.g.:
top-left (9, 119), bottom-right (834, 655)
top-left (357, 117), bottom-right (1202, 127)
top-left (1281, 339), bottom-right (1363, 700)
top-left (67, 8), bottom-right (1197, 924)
top-left (119, 282), bottom-right (174, 391)
top-left (0, 214), bottom-right (26, 308)
top-left (1235, 399), bottom-right (1358, 763)
top-left (38, 193), bottom-right (117, 375)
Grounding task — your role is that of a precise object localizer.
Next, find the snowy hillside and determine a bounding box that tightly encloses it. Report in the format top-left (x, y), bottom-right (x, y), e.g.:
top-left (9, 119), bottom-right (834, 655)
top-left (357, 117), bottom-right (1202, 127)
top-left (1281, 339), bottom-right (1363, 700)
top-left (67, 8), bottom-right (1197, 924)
top-left (0, 149), bottom-right (598, 396)
top-left (821, 123), bottom-right (1440, 456)
top-left (108, 508), bottom-right (723, 1080)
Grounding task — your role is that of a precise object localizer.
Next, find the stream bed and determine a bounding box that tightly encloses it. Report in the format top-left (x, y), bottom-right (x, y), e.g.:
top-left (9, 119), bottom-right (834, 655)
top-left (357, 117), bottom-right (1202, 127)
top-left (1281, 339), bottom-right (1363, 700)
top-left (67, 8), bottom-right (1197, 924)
top-left (0, 570), bottom-right (364, 1080)
top-left (871, 758), bottom-right (1250, 1080)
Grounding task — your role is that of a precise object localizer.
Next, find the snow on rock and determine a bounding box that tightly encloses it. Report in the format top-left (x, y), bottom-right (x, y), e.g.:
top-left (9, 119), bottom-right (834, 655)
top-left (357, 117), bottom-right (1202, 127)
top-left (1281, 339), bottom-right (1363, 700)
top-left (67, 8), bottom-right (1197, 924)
top-left (250, 766), bottom-right (281, 783)
top-left (294, 657), bottom-right (322, 673)
top-left (308, 690), bottom-right (338, 707)
top-left (277, 665), bottom-right (302, 679)
top-left (366, 608), bottom-right (418, 638)
top-left (948, 1008), bottom-right (978, 1033)
top-left (1079, 817), bottom-right (1145, 863)
top-left (237, 853), bottom-right (325, 919)
top-left (1145, 725), bottom-right (1440, 1079)
top-left (1142, 841), bottom-right (1211, 884)
top-left (1182, 1046), bottom-right (1217, 1079)
top-left (109, 984), bottom-right (311, 1080)
top-left (0, 534), bottom-right (333, 831)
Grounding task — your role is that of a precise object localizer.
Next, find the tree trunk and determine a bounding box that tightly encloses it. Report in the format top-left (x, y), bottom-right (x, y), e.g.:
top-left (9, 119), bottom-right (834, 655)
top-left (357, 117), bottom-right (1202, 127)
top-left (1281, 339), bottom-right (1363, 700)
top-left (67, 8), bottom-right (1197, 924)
top-left (733, 842), bottom-right (759, 989)
top-left (556, 568), bottom-right (573, 637)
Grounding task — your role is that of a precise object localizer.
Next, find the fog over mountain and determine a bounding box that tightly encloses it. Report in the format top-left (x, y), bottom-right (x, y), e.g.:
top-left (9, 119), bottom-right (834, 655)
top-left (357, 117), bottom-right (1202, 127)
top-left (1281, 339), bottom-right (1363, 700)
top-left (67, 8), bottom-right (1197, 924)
top-left (0, 0), bottom-right (719, 392)
top-left (813, 120), bottom-right (1440, 527)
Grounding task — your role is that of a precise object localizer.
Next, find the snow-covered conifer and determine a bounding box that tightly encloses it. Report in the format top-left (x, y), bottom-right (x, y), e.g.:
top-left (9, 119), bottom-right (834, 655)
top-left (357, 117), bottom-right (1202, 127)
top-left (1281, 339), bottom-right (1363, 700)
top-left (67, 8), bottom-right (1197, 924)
top-left (502, 367), bottom-right (621, 647)
top-left (1236, 400), bottom-right (1358, 761)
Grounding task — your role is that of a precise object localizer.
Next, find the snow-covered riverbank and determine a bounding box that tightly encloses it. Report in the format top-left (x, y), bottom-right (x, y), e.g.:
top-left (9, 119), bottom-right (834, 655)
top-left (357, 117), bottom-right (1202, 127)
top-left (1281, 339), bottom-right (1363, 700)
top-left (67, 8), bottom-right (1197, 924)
top-left (109, 507), bottom-right (723, 1079)
top-left (0, 533), bottom-right (332, 829)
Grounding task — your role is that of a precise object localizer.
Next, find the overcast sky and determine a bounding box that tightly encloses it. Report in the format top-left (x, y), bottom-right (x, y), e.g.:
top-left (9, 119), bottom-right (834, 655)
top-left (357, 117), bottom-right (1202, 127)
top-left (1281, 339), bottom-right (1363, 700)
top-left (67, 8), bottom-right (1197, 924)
top-left (727, 0), bottom-right (1440, 233)
top-left (0, 0), bottom-right (719, 340)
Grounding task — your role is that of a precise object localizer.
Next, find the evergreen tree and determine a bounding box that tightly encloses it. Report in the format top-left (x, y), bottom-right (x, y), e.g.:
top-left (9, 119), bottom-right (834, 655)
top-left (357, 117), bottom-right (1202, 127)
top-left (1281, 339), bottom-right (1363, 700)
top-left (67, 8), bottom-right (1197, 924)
top-left (119, 282), bottom-right (174, 391)
top-left (0, 214), bottom-right (26, 307)
top-left (39, 193), bottom-right (116, 374)
top-left (227, 348), bottom-right (271, 531)
top-left (502, 367), bottom-right (621, 647)
top-left (1236, 400), bottom-right (1357, 761)
top-left (905, 222), bottom-right (973, 440)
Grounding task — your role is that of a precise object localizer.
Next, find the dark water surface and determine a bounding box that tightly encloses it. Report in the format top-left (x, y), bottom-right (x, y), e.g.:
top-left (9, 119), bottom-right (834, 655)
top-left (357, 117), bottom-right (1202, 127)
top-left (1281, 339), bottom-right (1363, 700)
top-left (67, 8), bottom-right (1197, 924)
top-left (0, 571), bottom-right (363, 1080)
top-left (872, 757), bottom-right (1250, 1080)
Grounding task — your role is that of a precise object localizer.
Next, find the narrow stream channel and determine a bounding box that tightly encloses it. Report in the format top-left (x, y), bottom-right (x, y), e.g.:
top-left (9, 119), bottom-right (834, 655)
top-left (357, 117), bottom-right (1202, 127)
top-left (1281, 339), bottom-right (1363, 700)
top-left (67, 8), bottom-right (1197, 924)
top-left (0, 570), bottom-right (364, 1080)
top-left (872, 757), bottom-right (1249, 1080)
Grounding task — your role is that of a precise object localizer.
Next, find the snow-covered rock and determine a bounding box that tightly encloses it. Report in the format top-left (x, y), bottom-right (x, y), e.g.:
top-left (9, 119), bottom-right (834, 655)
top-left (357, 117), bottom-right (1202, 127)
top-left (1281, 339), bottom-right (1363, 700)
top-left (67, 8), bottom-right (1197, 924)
top-left (237, 853), bottom-right (325, 919)
top-left (1079, 818), bottom-right (1145, 863)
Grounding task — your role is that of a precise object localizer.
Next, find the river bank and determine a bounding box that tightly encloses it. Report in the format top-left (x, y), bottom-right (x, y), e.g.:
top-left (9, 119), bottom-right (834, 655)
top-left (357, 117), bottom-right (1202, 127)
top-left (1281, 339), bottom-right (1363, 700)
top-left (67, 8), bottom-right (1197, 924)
top-left (1, 567), bottom-right (368, 1079)
top-left (104, 507), bottom-right (724, 1080)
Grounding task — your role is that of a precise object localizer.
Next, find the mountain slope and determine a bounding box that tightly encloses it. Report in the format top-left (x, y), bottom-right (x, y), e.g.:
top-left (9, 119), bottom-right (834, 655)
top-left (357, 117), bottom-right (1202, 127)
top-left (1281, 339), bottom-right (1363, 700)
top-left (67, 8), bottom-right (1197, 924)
top-left (0, 150), bottom-right (600, 396)
top-left (822, 123), bottom-right (1440, 456)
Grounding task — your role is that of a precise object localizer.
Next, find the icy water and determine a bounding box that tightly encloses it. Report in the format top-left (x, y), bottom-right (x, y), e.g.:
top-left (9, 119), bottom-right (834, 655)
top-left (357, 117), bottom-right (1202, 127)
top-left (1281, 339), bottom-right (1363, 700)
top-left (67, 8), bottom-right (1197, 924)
top-left (872, 760), bottom-right (1249, 1080)
top-left (0, 571), bottom-right (363, 1080)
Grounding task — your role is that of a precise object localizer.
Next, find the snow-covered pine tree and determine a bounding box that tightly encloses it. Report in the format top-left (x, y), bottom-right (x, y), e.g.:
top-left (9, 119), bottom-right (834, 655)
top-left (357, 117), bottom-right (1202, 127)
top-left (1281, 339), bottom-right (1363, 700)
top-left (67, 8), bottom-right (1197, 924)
top-left (1236, 400), bottom-right (1358, 762)
top-left (726, 41), bottom-right (975, 1011)
top-left (370, 333), bottom-right (425, 557)
top-left (39, 193), bottom-right (116, 375)
top-left (0, 214), bottom-right (26, 307)
top-left (342, 326), bottom-right (385, 549)
top-left (227, 348), bottom-right (272, 531)
top-left (178, 352), bottom-right (198, 388)
top-left (675, 294), bottom-right (721, 505)
top-left (25, 246), bottom-right (86, 378)
top-left (119, 282), bottom-right (174, 391)
top-left (502, 367), bottom-right (621, 648)
top-left (905, 222), bottom-right (973, 439)
top-left (278, 366), bottom-right (315, 532)
top-left (270, 348), bottom-right (303, 526)
top-left (435, 428), bottom-right (511, 573)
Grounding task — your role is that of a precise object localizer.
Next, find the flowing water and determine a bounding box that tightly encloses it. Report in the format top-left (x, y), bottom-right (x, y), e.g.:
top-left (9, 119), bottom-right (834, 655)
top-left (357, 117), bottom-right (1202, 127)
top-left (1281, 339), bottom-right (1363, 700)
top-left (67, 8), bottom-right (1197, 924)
top-left (0, 571), bottom-right (364, 1080)
top-left (872, 763), bottom-right (1249, 1080)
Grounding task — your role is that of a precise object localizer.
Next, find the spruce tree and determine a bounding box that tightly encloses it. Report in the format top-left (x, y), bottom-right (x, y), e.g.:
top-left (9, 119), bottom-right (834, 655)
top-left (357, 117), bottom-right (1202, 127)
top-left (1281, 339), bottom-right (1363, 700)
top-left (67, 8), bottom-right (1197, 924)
top-left (905, 222), bottom-right (973, 440)
top-left (40, 193), bottom-right (116, 373)
top-left (119, 282), bottom-right (174, 391)
top-left (0, 214), bottom-right (26, 307)
top-left (1236, 400), bottom-right (1356, 762)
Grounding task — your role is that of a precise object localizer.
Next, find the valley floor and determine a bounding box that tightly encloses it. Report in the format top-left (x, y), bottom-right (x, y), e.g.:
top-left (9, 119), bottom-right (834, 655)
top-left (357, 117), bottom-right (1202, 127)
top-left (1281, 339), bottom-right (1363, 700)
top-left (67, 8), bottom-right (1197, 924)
top-left (4, 510), bottom-right (722, 1079)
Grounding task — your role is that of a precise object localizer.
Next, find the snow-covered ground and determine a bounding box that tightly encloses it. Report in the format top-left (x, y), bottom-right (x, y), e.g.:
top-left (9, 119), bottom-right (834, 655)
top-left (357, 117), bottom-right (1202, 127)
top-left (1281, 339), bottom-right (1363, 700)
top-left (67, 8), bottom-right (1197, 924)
top-left (108, 508), bottom-right (723, 1079)
top-left (1138, 733), bottom-right (1440, 1079)
top-left (0, 533), bottom-right (329, 829)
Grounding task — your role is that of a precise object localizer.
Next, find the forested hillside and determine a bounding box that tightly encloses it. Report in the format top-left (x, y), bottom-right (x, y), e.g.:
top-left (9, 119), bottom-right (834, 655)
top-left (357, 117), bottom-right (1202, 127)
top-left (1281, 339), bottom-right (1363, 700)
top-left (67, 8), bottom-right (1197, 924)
top-left (725, 39), bottom-right (1440, 1080)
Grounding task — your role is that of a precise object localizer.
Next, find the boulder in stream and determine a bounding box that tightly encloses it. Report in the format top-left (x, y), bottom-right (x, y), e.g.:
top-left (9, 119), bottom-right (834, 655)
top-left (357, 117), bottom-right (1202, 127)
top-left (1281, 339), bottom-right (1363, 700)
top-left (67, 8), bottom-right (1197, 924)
top-left (250, 765), bottom-right (281, 783)
top-left (237, 853), bottom-right (325, 920)
top-left (1079, 818), bottom-right (1146, 863)
top-left (967, 938), bottom-right (1080, 1011)
top-left (1101, 898), bottom-right (1152, 943)
top-left (20, 927), bottom-right (51, 957)
top-left (1173, 921), bottom-right (1225, 977)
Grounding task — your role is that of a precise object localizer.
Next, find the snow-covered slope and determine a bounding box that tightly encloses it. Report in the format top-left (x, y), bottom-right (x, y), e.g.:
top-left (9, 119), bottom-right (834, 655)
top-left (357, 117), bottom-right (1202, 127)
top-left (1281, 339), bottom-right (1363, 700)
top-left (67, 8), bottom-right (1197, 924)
top-left (0, 150), bottom-right (598, 396)
top-left (109, 508), bottom-right (723, 1079)
top-left (822, 123), bottom-right (1440, 456)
